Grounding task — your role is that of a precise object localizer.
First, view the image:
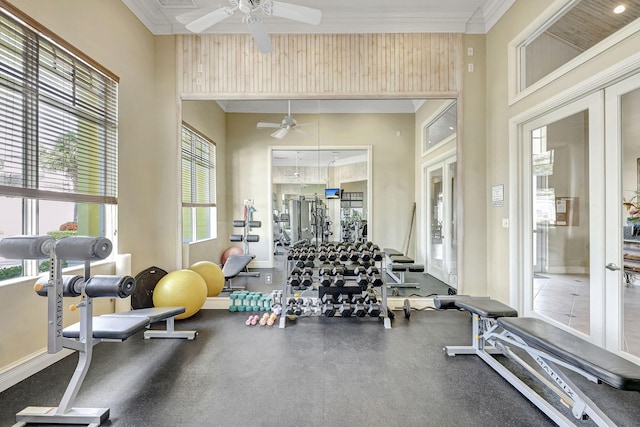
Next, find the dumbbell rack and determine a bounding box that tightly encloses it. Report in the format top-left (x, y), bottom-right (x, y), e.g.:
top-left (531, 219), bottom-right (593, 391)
top-left (278, 242), bottom-right (391, 329)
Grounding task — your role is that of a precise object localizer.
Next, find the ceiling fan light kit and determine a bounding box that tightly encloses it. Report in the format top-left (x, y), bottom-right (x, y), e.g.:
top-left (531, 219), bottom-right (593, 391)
top-left (178, 0), bottom-right (322, 53)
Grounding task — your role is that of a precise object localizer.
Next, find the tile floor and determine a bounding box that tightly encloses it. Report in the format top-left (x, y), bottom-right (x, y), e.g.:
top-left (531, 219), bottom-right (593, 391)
top-left (534, 274), bottom-right (640, 356)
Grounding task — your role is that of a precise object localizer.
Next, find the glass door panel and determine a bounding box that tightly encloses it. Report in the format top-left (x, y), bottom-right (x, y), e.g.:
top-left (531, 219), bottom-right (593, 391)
top-left (529, 105), bottom-right (600, 337)
top-left (621, 86), bottom-right (640, 357)
top-left (426, 156), bottom-right (457, 286)
top-left (606, 76), bottom-right (640, 359)
top-left (427, 166), bottom-right (444, 278)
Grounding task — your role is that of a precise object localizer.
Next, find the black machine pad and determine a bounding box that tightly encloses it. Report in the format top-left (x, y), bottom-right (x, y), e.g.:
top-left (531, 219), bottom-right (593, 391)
top-left (222, 254), bottom-right (255, 279)
top-left (389, 255), bottom-right (414, 263)
top-left (63, 316), bottom-right (150, 340)
top-left (455, 299), bottom-right (518, 318)
top-left (104, 306), bottom-right (185, 323)
top-left (383, 248), bottom-right (403, 256)
top-left (498, 317), bottom-right (640, 391)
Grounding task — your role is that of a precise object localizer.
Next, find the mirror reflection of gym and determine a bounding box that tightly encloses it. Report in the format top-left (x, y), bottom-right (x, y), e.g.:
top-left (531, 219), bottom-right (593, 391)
top-left (272, 149), bottom-right (368, 251)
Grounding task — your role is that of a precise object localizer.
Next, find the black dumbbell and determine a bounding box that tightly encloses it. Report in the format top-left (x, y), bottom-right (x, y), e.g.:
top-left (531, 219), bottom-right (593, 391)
top-left (369, 274), bottom-right (383, 287)
top-left (366, 266), bottom-right (379, 276)
top-left (332, 266), bottom-right (344, 276)
top-left (322, 294), bottom-right (334, 304)
top-left (339, 302), bottom-right (352, 317)
top-left (300, 274), bottom-right (313, 287)
top-left (333, 274), bottom-right (345, 287)
top-left (288, 276), bottom-right (301, 287)
top-left (322, 303), bottom-right (336, 317)
top-left (353, 302), bottom-right (367, 317)
top-left (356, 273), bottom-right (369, 288)
top-left (368, 303), bottom-right (381, 317)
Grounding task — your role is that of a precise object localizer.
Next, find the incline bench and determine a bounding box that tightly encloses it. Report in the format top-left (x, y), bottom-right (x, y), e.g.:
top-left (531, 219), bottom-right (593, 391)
top-left (436, 296), bottom-right (640, 426)
top-left (383, 248), bottom-right (424, 288)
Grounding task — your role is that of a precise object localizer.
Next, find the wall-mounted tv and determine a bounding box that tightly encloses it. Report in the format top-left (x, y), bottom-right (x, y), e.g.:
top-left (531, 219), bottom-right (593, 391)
top-left (325, 188), bottom-right (341, 199)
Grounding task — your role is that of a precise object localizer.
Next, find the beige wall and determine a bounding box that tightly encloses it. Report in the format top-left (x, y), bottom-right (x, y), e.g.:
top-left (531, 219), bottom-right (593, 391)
top-left (181, 101), bottom-right (229, 266)
top-left (485, 0), bottom-right (640, 304)
top-left (225, 112), bottom-right (415, 264)
top-left (0, 0), bottom-right (179, 372)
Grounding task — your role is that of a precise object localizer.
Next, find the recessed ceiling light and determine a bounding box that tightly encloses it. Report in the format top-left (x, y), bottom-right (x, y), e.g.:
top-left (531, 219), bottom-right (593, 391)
top-left (614, 5), bottom-right (626, 14)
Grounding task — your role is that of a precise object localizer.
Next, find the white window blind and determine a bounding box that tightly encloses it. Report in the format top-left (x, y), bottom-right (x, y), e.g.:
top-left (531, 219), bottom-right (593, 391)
top-left (0, 6), bottom-right (118, 205)
top-left (181, 122), bottom-right (216, 208)
top-left (181, 122), bottom-right (216, 242)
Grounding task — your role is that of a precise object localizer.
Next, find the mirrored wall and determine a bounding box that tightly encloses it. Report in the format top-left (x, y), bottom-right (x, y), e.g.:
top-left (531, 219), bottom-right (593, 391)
top-left (272, 148), bottom-right (369, 248)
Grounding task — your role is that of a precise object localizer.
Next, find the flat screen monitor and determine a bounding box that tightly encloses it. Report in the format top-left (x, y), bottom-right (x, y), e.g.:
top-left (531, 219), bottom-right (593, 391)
top-left (325, 188), bottom-right (340, 199)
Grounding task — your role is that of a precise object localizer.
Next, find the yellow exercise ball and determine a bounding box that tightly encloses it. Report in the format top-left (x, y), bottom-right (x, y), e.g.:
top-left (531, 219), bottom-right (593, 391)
top-left (153, 269), bottom-right (207, 319)
top-left (189, 260), bottom-right (225, 297)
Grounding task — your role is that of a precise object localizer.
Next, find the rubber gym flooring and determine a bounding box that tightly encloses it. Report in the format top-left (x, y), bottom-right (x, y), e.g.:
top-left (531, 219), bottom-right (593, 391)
top-left (2, 308), bottom-right (640, 426)
top-left (1, 259), bottom-right (640, 426)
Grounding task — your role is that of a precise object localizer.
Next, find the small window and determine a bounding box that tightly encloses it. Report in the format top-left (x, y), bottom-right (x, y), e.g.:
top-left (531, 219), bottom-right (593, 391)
top-left (423, 101), bottom-right (457, 154)
top-left (181, 122), bottom-right (217, 243)
top-left (518, 0), bottom-right (640, 92)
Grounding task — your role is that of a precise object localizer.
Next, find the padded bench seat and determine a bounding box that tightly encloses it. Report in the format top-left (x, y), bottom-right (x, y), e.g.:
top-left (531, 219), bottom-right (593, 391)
top-left (499, 317), bottom-right (640, 391)
top-left (65, 306), bottom-right (196, 341)
top-left (456, 299), bottom-right (518, 318)
top-left (63, 316), bottom-right (149, 340)
top-left (388, 255), bottom-right (414, 263)
top-left (383, 248), bottom-right (403, 256)
top-left (104, 306), bottom-right (185, 322)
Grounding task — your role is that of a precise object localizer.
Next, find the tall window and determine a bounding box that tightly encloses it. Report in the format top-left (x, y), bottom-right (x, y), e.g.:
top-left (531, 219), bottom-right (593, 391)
top-left (0, 4), bottom-right (118, 281)
top-left (181, 122), bottom-right (217, 243)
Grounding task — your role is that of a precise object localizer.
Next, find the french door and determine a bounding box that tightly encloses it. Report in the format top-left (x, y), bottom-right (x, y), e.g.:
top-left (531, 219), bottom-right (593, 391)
top-left (425, 155), bottom-right (457, 287)
top-left (521, 92), bottom-right (606, 343)
top-left (604, 74), bottom-right (640, 360)
top-left (518, 73), bottom-right (640, 361)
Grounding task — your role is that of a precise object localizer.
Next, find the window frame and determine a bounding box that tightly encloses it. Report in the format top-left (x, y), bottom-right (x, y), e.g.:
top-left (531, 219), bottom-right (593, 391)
top-left (508, 0), bottom-right (640, 105)
top-left (181, 121), bottom-right (217, 243)
top-left (0, 2), bottom-right (119, 283)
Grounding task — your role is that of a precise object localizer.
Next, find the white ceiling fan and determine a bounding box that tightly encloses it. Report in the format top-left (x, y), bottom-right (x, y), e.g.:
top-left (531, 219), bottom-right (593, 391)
top-left (257, 100), bottom-right (314, 139)
top-left (176, 0), bottom-right (322, 53)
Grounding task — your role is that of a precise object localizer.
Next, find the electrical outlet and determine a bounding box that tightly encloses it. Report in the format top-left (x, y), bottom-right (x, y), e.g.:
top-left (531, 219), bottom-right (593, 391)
top-left (265, 273), bottom-right (272, 284)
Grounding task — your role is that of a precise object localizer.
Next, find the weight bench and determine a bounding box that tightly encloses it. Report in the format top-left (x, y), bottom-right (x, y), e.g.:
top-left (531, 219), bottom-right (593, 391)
top-left (438, 297), bottom-right (640, 426)
top-left (383, 248), bottom-right (424, 288)
top-left (221, 253), bottom-right (256, 292)
top-left (65, 306), bottom-right (197, 340)
top-left (0, 235), bottom-right (197, 427)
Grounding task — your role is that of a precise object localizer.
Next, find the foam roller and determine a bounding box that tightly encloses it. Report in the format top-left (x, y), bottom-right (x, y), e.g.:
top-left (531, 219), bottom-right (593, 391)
top-left (54, 236), bottom-right (113, 261)
top-left (35, 275), bottom-right (84, 298)
top-left (84, 275), bottom-right (136, 298)
top-left (0, 235), bottom-right (55, 259)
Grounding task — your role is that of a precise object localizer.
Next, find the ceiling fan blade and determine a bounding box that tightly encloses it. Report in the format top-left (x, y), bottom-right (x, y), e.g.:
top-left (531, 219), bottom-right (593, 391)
top-left (176, 8), bottom-right (215, 25)
top-left (257, 122), bottom-right (281, 128)
top-left (247, 16), bottom-right (272, 53)
top-left (271, 128), bottom-right (289, 139)
top-left (270, 1), bottom-right (321, 25)
top-left (184, 7), bottom-right (234, 33)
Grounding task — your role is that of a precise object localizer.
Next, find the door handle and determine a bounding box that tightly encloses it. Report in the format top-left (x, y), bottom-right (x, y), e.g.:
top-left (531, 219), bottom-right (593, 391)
top-left (605, 263), bottom-right (621, 271)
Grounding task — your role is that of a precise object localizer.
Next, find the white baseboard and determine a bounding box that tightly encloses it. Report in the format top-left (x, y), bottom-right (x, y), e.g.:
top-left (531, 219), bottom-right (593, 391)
top-left (545, 266), bottom-right (589, 275)
top-left (249, 260), bottom-right (271, 269)
top-left (0, 348), bottom-right (73, 393)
